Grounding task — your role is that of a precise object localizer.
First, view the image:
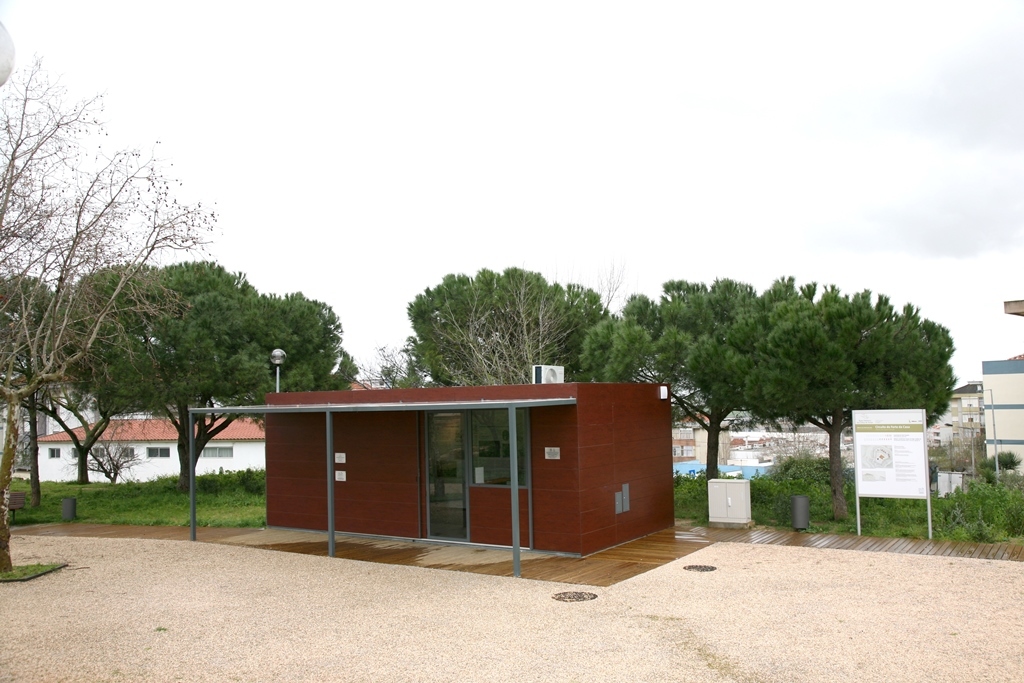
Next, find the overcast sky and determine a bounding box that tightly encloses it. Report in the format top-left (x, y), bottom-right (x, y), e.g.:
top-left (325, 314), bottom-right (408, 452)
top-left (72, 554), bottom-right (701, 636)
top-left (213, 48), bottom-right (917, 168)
top-left (3, 1), bottom-right (1023, 386)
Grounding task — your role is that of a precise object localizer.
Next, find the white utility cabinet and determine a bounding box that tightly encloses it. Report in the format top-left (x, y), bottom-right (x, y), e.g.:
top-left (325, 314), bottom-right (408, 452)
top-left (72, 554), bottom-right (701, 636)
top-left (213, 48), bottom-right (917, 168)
top-left (936, 471), bottom-right (964, 498)
top-left (708, 478), bottom-right (752, 528)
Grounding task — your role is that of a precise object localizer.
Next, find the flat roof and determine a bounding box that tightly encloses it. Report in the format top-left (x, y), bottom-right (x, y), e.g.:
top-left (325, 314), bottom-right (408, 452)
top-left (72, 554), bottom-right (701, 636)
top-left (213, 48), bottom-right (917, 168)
top-left (188, 397), bottom-right (577, 415)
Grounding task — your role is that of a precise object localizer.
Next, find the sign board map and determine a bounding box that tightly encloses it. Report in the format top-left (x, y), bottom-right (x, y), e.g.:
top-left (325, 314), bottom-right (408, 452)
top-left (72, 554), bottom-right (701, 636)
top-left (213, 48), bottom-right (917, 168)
top-left (852, 409), bottom-right (928, 499)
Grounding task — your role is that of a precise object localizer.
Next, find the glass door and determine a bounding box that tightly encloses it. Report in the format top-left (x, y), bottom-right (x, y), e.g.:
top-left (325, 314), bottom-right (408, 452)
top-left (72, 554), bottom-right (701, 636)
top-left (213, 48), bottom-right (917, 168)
top-left (426, 412), bottom-right (467, 539)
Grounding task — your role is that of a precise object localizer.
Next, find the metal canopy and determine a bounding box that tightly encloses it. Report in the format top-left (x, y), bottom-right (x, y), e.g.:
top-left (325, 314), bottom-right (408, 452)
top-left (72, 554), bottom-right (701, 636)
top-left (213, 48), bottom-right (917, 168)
top-left (188, 397), bottom-right (577, 415)
top-left (187, 396), bottom-right (577, 577)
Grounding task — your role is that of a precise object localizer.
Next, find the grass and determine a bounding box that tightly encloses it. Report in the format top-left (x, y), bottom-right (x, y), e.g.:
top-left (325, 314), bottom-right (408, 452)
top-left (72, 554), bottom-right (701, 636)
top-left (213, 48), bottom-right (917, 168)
top-left (674, 460), bottom-right (1024, 543)
top-left (0, 563), bottom-right (65, 582)
top-left (7, 469), bottom-right (267, 528)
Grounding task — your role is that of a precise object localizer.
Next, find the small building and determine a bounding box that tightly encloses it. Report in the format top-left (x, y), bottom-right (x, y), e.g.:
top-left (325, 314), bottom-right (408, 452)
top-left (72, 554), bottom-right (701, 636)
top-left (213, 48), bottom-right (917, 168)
top-left (263, 383), bottom-right (673, 556)
top-left (37, 418), bottom-right (265, 482)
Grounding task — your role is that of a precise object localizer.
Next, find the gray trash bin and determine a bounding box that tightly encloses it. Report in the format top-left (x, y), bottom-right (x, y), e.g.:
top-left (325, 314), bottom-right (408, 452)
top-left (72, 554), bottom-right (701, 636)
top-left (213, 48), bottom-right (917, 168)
top-left (791, 495), bottom-right (809, 530)
top-left (61, 497), bottom-right (77, 521)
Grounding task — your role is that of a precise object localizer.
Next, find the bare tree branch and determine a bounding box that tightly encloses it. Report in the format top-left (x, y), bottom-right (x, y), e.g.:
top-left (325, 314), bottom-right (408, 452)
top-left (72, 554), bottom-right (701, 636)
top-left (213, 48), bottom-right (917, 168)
top-left (0, 60), bottom-right (213, 571)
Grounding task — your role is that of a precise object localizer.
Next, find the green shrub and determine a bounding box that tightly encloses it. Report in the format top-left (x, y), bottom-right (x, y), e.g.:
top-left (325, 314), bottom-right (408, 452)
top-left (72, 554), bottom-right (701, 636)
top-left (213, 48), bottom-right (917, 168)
top-left (673, 472), bottom-right (710, 520)
top-left (934, 482), bottom-right (1022, 542)
top-left (769, 455), bottom-right (832, 486)
top-left (195, 468), bottom-right (265, 495)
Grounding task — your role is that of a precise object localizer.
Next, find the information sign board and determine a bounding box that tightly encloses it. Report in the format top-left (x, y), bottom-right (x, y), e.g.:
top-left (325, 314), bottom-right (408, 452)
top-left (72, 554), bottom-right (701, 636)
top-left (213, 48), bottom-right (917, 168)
top-left (852, 409), bottom-right (929, 499)
top-left (852, 409), bottom-right (932, 537)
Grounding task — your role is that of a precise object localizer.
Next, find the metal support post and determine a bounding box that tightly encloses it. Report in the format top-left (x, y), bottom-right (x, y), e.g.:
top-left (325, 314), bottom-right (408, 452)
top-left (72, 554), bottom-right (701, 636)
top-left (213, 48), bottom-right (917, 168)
top-left (189, 410), bottom-right (196, 541)
top-left (508, 406), bottom-right (521, 578)
top-left (326, 411), bottom-right (335, 558)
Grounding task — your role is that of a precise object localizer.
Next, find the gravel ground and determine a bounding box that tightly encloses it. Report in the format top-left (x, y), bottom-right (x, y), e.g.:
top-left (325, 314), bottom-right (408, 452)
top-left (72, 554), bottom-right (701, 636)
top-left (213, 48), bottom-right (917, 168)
top-left (2, 535), bottom-right (1023, 682)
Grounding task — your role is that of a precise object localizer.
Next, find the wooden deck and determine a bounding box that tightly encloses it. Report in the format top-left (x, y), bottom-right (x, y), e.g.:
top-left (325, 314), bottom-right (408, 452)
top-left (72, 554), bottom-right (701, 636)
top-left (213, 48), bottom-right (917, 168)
top-left (14, 522), bottom-right (1024, 586)
top-left (691, 525), bottom-right (1024, 561)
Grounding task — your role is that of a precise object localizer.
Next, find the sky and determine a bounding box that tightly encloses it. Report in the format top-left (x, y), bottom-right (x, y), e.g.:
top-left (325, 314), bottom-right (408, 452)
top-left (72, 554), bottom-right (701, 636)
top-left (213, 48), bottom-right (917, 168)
top-left (2, 1), bottom-right (1023, 385)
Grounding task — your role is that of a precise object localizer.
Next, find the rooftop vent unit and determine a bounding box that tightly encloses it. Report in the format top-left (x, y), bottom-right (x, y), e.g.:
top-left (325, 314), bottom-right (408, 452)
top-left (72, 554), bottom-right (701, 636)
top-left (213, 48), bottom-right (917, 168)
top-left (533, 365), bottom-right (564, 384)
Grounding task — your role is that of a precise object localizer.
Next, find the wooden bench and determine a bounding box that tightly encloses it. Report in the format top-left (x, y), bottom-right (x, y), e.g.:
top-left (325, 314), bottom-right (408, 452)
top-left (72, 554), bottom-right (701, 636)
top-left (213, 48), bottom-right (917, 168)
top-left (8, 491), bottom-right (26, 523)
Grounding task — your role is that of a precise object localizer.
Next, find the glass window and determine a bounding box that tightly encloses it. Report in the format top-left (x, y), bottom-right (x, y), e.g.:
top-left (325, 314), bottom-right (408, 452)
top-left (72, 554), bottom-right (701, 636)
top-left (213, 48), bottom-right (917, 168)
top-left (147, 447), bottom-right (171, 458)
top-left (203, 446), bottom-right (233, 458)
top-left (48, 447), bottom-right (61, 459)
top-left (470, 409), bottom-right (527, 486)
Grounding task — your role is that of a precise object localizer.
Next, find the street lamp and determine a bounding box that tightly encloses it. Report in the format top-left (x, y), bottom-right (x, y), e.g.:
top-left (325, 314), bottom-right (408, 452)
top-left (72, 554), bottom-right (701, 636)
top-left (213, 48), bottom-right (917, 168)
top-left (270, 349), bottom-right (287, 393)
top-left (986, 389), bottom-right (1000, 480)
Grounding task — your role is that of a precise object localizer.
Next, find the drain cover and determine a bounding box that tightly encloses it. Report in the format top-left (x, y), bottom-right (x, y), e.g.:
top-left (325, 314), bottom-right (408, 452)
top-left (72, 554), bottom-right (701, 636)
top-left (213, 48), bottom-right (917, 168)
top-left (683, 565), bottom-right (717, 572)
top-left (552, 591), bottom-right (598, 602)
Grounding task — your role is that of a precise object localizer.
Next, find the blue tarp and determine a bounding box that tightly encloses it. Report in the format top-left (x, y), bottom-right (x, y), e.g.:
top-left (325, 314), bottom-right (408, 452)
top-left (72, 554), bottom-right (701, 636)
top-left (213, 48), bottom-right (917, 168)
top-left (673, 461), bottom-right (773, 479)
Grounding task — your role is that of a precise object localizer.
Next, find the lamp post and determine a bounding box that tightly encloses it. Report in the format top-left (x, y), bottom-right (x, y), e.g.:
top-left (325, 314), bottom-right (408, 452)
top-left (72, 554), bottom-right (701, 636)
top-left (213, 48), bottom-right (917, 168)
top-left (986, 389), bottom-right (1000, 480)
top-left (270, 349), bottom-right (287, 393)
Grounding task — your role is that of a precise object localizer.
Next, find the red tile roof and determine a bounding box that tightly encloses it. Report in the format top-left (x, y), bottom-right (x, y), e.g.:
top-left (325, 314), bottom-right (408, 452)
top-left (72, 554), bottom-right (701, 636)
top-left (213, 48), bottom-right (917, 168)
top-left (38, 418), bottom-right (264, 443)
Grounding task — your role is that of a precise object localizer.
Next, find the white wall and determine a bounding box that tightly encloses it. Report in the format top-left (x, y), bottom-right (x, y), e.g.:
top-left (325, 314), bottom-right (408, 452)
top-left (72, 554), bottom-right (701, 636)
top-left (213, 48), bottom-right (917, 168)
top-left (982, 360), bottom-right (1024, 460)
top-left (36, 440), bottom-right (265, 482)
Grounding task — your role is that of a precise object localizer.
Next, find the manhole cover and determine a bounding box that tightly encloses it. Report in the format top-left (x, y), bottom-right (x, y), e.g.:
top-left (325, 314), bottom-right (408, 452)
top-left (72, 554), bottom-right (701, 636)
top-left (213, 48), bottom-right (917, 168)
top-left (684, 565), bottom-right (717, 572)
top-left (552, 591), bottom-right (598, 602)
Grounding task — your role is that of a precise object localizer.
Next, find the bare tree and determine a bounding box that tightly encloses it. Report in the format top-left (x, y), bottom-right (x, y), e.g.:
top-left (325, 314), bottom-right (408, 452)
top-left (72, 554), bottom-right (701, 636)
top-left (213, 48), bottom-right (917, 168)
top-left (88, 423), bottom-right (143, 484)
top-left (591, 261), bottom-right (629, 315)
top-left (0, 61), bottom-right (211, 571)
top-left (359, 344), bottom-right (425, 389)
top-left (409, 268), bottom-right (607, 386)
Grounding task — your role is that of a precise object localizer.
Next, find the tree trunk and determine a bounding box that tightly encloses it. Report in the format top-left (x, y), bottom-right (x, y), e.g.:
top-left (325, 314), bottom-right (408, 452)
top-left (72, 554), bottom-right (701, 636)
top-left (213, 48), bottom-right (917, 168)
top-left (177, 436), bottom-right (192, 492)
top-left (27, 397), bottom-right (41, 507)
top-left (76, 431), bottom-right (90, 485)
top-left (705, 411), bottom-right (725, 481)
top-left (1, 399), bottom-right (21, 573)
top-left (827, 408), bottom-right (848, 520)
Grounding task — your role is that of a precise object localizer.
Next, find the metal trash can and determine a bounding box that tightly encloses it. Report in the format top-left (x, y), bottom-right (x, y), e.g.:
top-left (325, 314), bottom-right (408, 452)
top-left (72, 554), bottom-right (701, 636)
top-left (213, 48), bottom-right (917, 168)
top-left (791, 495), bottom-right (809, 531)
top-left (61, 497), bottom-right (77, 521)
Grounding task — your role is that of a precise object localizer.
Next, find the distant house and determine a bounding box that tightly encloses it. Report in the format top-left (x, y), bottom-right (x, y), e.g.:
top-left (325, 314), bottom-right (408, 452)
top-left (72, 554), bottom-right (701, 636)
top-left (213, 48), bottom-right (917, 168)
top-left (36, 418), bottom-right (265, 482)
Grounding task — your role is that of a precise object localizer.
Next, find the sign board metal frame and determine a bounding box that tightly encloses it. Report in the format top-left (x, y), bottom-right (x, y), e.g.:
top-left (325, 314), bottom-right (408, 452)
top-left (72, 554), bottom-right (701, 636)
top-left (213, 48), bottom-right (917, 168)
top-left (852, 409), bottom-right (932, 539)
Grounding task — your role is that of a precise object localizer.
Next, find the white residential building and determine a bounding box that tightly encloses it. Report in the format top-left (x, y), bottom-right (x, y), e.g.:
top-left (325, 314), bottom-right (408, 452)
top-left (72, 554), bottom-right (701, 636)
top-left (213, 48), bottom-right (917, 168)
top-left (982, 359), bottom-right (1024, 460)
top-left (36, 418), bottom-right (265, 482)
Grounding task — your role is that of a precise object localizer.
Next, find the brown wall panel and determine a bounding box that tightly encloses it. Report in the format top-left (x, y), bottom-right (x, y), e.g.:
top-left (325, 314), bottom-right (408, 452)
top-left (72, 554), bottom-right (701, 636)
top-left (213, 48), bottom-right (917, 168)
top-left (330, 412), bottom-right (420, 537)
top-left (581, 526), bottom-right (617, 556)
top-left (579, 464), bottom-right (615, 490)
top-left (578, 443), bottom-right (615, 470)
top-left (578, 421), bottom-right (614, 448)
top-left (270, 476), bottom-right (329, 498)
top-left (579, 485), bottom-right (616, 515)
top-left (530, 465), bottom-right (579, 491)
top-left (529, 403), bottom-right (582, 552)
top-left (468, 487), bottom-right (529, 546)
top-left (576, 398), bottom-right (614, 427)
top-left (531, 488), bottom-right (581, 528)
top-left (334, 481), bottom-right (419, 503)
top-left (337, 517), bottom-right (420, 538)
top-left (574, 382), bottom-right (674, 555)
top-left (533, 530), bottom-right (581, 555)
top-left (270, 510), bottom-right (329, 531)
top-left (266, 412), bottom-right (326, 529)
top-left (580, 502), bottom-right (616, 535)
top-left (618, 472), bottom-right (672, 502)
top-left (614, 452), bottom-right (671, 482)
